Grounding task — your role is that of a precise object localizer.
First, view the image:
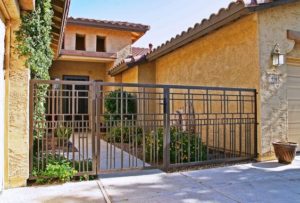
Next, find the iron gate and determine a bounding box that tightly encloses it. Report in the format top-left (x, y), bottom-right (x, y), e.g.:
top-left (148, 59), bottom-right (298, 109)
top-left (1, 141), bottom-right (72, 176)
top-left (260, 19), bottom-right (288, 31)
top-left (29, 80), bottom-right (257, 177)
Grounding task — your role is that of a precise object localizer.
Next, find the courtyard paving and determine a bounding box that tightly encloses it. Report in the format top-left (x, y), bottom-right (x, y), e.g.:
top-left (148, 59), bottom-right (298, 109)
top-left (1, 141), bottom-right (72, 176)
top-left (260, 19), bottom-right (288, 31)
top-left (1, 156), bottom-right (300, 203)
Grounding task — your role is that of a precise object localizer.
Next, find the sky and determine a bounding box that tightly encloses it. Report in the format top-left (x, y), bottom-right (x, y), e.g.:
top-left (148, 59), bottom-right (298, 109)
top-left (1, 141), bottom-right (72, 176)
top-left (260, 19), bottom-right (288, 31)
top-left (69, 0), bottom-right (234, 48)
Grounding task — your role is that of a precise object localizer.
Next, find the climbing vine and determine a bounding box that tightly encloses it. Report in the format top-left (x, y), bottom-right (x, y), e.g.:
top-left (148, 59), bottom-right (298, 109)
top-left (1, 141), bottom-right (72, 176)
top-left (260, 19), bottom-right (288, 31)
top-left (16, 0), bottom-right (53, 79)
top-left (16, 0), bottom-right (54, 139)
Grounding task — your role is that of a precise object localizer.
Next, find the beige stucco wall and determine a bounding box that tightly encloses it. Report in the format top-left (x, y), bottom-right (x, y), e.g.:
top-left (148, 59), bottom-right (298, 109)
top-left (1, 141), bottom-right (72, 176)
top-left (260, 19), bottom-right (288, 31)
top-left (5, 20), bottom-right (30, 188)
top-left (50, 61), bottom-right (107, 81)
top-left (0, 11), bottom-right (5, 191)
top-left (257, 1), bottom-right (300, 158)
top-left (64, 24), bottom-right (132, 53)
top-left (0, 0), bottom-right (32, 189)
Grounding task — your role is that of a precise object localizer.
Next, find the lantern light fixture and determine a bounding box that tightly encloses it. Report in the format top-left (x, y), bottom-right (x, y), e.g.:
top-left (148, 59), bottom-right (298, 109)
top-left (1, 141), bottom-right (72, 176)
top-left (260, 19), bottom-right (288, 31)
top-left (272, 44), bottom-right (285, 68)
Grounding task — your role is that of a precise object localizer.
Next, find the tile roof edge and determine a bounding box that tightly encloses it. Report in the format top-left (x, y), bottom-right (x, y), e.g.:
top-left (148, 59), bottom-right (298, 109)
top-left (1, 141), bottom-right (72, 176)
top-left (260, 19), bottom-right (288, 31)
top-left (147, 1), bottom-right (247, 61)
top-left (147, 0), bottom-right (299, 61)
top-left (109, 55), bottom-right (147, 76)
top-left (67, 17), bottom-right (150, 33)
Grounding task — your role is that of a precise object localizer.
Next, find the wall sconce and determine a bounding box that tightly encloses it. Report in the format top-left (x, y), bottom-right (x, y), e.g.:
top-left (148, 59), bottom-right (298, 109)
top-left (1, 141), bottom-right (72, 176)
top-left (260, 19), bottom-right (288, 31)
top-left (272, 44), bottom-right (285, 68)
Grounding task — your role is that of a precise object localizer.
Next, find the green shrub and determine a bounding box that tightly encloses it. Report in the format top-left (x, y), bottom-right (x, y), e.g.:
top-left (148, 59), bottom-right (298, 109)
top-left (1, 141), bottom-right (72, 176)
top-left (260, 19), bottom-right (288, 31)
top-left (106, 125), bottom-right (143, 144)
top-left (145, 127), bottom-right (207, 164)
top-left (36, 160), bottom-right (77, 184)
top-left (104, 90), bottom-right (137, 121)
top-left (33, 155), bottom-right (94, 184)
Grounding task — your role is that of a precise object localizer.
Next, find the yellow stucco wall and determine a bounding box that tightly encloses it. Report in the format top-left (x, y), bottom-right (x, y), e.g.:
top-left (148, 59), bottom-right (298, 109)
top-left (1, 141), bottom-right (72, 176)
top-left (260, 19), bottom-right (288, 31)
top-left (121, 66), bottom-right (138, 83)
top-left (155, 14), bottom-right (260, 89)
top-left (153, 13), bottom-right (261, 157)
top-left (138, 62), bottom-right (156, 84)
top-left (114, 13), bottom-right (261, 158)
top-left (50, 61), bottom-right (107, 81)
top-left (119, 62), bottom-right (156, 84)
top-left (64, 24), bottom-right (132, 53)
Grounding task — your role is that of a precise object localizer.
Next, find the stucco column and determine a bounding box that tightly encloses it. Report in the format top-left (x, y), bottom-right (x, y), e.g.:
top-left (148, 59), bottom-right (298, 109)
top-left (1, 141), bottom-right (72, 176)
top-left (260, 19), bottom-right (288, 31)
top-left (257, 3), bottom-right (300, 160)
top-left (5, 20), bottom-right (30, 188)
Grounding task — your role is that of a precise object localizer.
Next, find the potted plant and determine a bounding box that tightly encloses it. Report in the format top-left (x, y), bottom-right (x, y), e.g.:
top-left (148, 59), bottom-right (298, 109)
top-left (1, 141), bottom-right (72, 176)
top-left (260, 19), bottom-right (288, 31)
top-left (273, 141), bottom-right (298, 164)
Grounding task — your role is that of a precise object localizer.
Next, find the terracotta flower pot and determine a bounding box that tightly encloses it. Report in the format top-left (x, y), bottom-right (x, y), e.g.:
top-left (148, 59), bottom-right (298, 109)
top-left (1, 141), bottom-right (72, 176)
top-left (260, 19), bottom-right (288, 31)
top-left (272, 142), bottom-right (298, 164)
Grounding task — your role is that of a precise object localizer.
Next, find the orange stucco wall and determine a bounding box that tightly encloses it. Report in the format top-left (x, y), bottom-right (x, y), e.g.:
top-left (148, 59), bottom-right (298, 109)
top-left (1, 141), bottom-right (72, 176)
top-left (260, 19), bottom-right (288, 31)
top-left (64, 24), bottom-right (132, 53)
top-left (50, 61), bottom-right (107, 81)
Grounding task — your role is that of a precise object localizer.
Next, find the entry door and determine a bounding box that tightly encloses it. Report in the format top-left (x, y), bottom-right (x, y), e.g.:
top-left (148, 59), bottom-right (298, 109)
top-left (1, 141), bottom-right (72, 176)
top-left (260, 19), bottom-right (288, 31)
top-left (287, 65), bottom-right (300, 151)
top-left (0, 17), bottom-right (6, 191)
top-left (62, 75), bottom-right (89, 122)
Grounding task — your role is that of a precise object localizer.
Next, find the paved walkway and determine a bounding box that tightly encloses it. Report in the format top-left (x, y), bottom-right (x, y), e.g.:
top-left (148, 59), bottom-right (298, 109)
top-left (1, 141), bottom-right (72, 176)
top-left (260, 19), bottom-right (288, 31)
top-left (69, 133), bottom-right (145, 170)
top-left (1, 156), bottom-right (300, 203)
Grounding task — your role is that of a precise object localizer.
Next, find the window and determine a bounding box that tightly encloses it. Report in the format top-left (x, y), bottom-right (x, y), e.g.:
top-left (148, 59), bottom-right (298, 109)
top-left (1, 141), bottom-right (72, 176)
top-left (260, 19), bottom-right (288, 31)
top-left (75, 34), bottom-right (85, 51)
top-left (96, 36), bottom-right (106, 52)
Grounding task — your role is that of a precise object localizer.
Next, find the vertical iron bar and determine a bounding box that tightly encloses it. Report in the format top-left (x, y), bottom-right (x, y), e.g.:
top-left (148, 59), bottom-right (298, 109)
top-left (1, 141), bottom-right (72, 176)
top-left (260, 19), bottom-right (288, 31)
top-left (239, 91), bottom-right (242, 156)
top-left (72, 84), bottom-right (75, 168)
top-left (254, 91), bottom-right (258, 158)
top-left (206, 90), bottom-right (210, 160)
top-left (163, 88), bottom-right (170, 169)
top-left (120, 87), bottom-right (124, 169)
top-left (142, 88), bottom-right (146, 167)
top-left (91, 82), bottom-right (96, 174)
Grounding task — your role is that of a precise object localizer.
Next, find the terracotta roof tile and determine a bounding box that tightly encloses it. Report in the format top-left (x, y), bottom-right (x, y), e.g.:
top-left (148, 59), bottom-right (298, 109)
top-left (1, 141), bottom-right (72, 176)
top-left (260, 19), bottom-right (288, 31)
top-left (67, 17), bottom-right (150, 33)
top-left (108, 47), bottom-right (149, 75)
top-left (132, 47), bottom-right (150, 57)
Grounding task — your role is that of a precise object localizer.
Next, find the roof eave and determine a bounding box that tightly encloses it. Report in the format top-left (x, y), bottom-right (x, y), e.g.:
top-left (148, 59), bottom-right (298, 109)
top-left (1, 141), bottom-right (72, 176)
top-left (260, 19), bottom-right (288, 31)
top-left (109, 56), bottom-right (147, 76)
top-left (51, 0), bottom-right (71, 59)
top-left (67, 20), bottom-right (150, 33)
top-left (109, 63), bottom-right (129, 76)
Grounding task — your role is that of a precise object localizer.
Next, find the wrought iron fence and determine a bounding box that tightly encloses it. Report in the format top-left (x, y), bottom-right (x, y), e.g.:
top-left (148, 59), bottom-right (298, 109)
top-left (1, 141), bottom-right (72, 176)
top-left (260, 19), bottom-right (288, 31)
top-left (29, 80), bottom-right (257, 176)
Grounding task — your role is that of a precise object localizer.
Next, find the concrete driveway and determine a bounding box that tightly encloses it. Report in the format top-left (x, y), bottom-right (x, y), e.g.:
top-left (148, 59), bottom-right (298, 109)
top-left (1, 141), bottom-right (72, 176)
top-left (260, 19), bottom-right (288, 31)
top-left (100, 156), bottom-right (300, 203)
top-left (0, 181), bottom-right (106, 203)
top-left (1, 156), bottom-right (300, 203)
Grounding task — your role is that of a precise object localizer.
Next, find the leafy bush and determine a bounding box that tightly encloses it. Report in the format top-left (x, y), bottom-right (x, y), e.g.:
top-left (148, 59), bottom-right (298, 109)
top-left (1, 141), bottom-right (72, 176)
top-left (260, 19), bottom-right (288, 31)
top-left (104, 90), bottom-right (137, 121)
top-left (106, 125), bottom-right (143, 145)
top-left (35, 160), bottom-right (77, 184)
top-left (33, 155), bottom-right (94, 184)
top-left (145, 127), bottom-right (207, 163)
top-left (106, 126), bottom-right (207, 164)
